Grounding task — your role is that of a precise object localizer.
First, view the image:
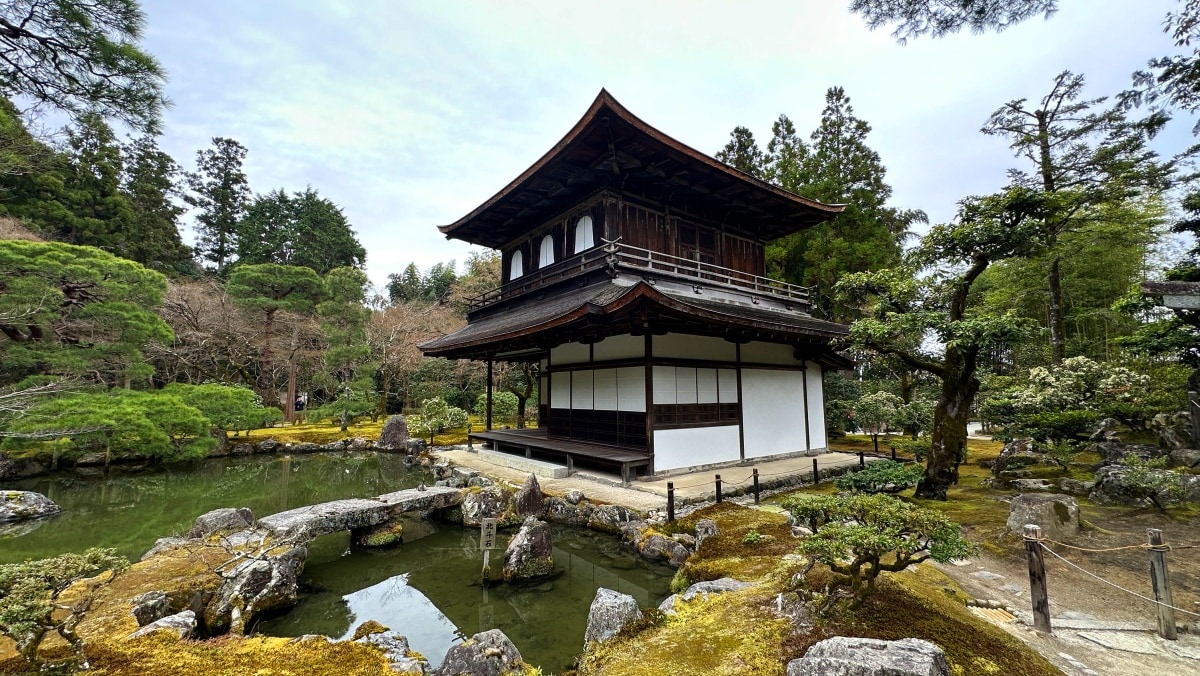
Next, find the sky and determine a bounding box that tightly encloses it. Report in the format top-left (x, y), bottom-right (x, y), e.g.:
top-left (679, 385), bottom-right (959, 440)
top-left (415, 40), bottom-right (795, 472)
top-left (137, 0), bottom-right (1195, 292)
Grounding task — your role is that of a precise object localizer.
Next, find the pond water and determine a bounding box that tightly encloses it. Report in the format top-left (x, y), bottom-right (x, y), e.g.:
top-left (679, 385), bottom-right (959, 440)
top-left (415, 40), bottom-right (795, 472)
top-left (1, 452), bottom-right (676, 672)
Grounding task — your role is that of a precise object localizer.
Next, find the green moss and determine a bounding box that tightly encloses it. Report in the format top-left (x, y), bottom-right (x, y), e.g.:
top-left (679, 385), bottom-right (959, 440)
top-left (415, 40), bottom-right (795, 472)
top-left (350, 620), bottom-right (388, 641)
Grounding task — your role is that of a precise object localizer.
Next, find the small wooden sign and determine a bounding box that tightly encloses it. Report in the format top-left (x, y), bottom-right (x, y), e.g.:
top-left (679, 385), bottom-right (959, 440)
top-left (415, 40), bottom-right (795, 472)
top-left (480, 518), bottom-right (498, 550)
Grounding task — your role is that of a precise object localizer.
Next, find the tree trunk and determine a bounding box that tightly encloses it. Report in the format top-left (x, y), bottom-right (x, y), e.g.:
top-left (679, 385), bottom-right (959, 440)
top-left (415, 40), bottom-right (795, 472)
top-left (1048, 254), bottom-right (1066, 364)
top-left (916, 349), bottom-right (979, 500)
top-left (260, 308), bottom-right (276, 406)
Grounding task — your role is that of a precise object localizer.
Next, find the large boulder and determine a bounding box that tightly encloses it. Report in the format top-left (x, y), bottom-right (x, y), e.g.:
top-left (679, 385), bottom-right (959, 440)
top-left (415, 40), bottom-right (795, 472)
top-left (544, 496), bottom-right (594, 527)
top-left (1091, 441), bottom-right (1168, 466)
top-left (187, 507), bottom-right (255, 538)
top-left (1089, 465), bottom-right (1185, 508)
top-left (460, 486), bottom-right (511, 527)
top-left (354, 628), bottom-right (429, 674)
top-left (502, 516), bottom-right (554, 582)
top-left (512, 473), bottom-right (546, 518)
top-left (0, 490), bottom-right (62, 523)
top-left (433, 629), bottom-right (524, 676)
top-left (377, 415), bottom-right (408, 451)
top-left (990, 438), bottom-right (1037, 481)
top-left (694, 519), bottom-right (719, 550)
top-left (1151, 412), bottom-right (1193, 450)
top-left (130, 591), bottom-right (172, 627)
top-left (0, 458), bottom-right (46, 480)
top-left (787, 636), bottom-right (950, 676)
top-left (204, 544), bottom-right (306, 634)
top-left (659, 577), bottom-right (753, 614)
top-left (127, 610), bottom-right (197, 640)
top-left (1089, 417), bottom-right (1122, 442)
top-left (1007, 494), bottom-right (1080, 540)
top-left (584, 587), bottom-right (644, 646)
top-left (636, 533), bottom-right (691, 568)
top-left (587, 504), bottom-right (642, 534)
top-left (1170, 447), bottom-right (1200, 470)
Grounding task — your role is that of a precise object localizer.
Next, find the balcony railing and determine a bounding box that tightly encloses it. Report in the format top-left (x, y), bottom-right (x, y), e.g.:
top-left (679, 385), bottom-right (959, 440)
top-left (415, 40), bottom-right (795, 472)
top-left (465, 240), bottom-right (812, 312)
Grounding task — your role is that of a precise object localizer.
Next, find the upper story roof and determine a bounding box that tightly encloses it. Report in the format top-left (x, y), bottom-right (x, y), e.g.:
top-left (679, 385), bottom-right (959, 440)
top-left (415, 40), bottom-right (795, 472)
top-left (439, 90), bottom-right (845, 249)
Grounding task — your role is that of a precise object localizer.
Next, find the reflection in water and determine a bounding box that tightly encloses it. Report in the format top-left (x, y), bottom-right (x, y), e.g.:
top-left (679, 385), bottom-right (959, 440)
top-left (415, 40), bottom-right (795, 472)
top-left (258, 524), bottom-right (675, 673)
top-left (0, 452), bottom-right (433, 564)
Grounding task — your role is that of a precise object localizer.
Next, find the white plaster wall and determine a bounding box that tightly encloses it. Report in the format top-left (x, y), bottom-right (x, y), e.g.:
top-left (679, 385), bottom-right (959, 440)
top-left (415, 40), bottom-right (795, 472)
top-left (653, 333), bottom-right (736, 361)
top-left (805, 363), bottom-right (827, 448)
top-left (593, 334), bottom-right (644, 361)
top-left (653, 425), bottom-right (741, 471)
top-left (593, 369), bottom-right (618, 410)
top-left (550, 372), bottom-right (571, 408)
top-left (741, 369), bottom-right (809, 458)
top-left (676, 367), bottom-right (698, 404)
top-left (550, 342), bottom-right (590, 365)
top-left (741, 341), bottom-right (802, 365)
top-left (718, 368), bottom-right (738, 402)
top-left (652, 366), bottom-right (676, 404)
top-left (572, 369), bottom-right (594, 408)
top-left (616, 367), bottom-right (646, 412)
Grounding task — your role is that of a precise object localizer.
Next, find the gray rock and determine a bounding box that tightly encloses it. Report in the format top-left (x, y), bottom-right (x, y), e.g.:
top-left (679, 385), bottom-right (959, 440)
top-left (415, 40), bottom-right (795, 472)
top-left (695, 518), bottom-right (719, 550)
top-left (565, 489), bottom-right (585, 505)
top-left (671, 533), bottom-right (696, 549)
top-left (75, 452), bottom-right (108, 466)
top-left (787, 636), bottom-right (950, 676)
top-left (587, 504), bottom-right (642, 534)
top-left (1170, 447), bottom-right (1200, 469)
top-left (127, 610), bottom-right (197, 640)
top-left (544, 496), bottom-right (593, 527)
top-left (355, 630), bottom-right (429, 674)
top-left (187, 507), bottom-right (255, 538)
top-left (660, 577), bottom-right (754, 613)
top-left (0, 490), bottom-right (62, 523)
top-left (131, 591), bottom-right (172, 627)
top-left (433, 629), bottom-right (524, 676)
top-left (346, 437), bottom-right (370, 451)
top-left (257, 439), bottom-right (280, 453)
top-left (1089, 465), bottom-right (1185, 508)
top-left (512, 473), bottom-right (545, 518)
top-left (991, 438), bottom-right (1037, 481)
top-left (406, 438), bottom-right (427, 455)
top-left (1089, 417), bottom-right (1122, 442)
top-left (0, 458), bottom-right (45, 479)
top-left (141, 536), bottom-right (187, 561)
top-left (1184, 475), bottom-right (1200, 503)
top-left (321, 440), bottom-right (345, 452)
top-left (229, 443), bottom-right (255, 456)
top-left (257, 486), bottom-right (462, 541)
top-left (460, 486), bottom-right (510, 527)
top-left (502, 516), bottom-right (554, 582)
top-left (637, 533), bottom-right (691, 568)
top-left (293, 442), bottom-right (320, 454)
top-left (1058, 478), bottom-right (1094, 496)
top-left (1092, 441), bottom-right (1168, 465)
top-left (467, 475), bottom-right (493, 488)
top-left (204, 544), bottom-right (307, 634)
top-left (1009, 478), bottom-right (1053, 492)
top-left (1151, 412), bottom-right (1192, 450)
top-left (377, 415), bottom-right (408, 450)
top-left (1007, 494), bottom-right (1079, 540)
top-left (584, 588), bottom-right (644, 645)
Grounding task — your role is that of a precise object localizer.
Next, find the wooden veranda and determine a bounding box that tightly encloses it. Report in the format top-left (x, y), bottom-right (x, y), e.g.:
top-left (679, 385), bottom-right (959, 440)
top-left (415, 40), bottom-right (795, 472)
top-left (469, 428), bottom-right (652, 484)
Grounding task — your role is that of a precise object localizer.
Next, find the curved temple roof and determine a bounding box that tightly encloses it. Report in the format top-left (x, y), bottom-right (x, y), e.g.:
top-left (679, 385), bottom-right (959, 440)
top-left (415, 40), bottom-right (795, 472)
top-left (439, 90), bottom-right (845, 249)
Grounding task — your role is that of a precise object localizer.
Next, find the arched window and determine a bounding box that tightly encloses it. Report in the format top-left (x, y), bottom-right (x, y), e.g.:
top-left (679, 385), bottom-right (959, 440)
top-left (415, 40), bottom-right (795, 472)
top-left (538, 235), bottom-right (555, 268)
top-left (509, 250), bottom-right (524, 280)
top-left (573, 215), bottom-right (594, 253)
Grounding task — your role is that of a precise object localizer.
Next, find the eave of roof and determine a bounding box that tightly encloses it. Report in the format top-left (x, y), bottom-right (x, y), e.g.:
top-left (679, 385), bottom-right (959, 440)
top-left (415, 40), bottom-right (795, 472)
top-left (438, 89), bottom-right (845, 248)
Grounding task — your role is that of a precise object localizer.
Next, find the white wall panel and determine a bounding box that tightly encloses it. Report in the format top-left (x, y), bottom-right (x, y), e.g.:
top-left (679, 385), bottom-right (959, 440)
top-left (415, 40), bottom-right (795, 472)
top-left (741, 341), bottom-right (801, 365)
top-left (653, 333), bottom-right (736, 361)
top-left (675, 367), bottom-right (697, 404)
top-left (653, 425), bottom-right (741, 471)
top-left (652, 366), bottom-right (676, 404)
top-left (550, 372), bottom-right (571, 408)
top-left (697, 369), bottom-right (718, 404)
top-left (551, 342), bottom-right (590, 365)
top-left (593, 369), bottom-right (618, 411)
top-left (718, 369), bottom-right (738, 403)
top-left (806, 363), bottom-right (827, 449)
top-left (616, 367), bottom-right (646, 412)
top-left (593, 334), bottom-right (644, 361)
top-left (741, 369), bottom-right (809, 458)
top-left (571, 369), bottom-right (593, 408)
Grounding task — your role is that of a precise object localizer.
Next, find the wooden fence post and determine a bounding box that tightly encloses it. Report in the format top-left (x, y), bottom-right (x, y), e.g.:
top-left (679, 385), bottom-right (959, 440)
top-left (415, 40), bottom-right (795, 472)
top-left (715, 474), bottom-right (723, 503)
top-left (1148, 529), bottom-right (1177, 640)
top-left (1023, 524), bottom-right (1052, 633)
top-left (859, 450), bottom-right (865, 469)
top-left (812, 458), bottom-right (819, 484)
top-left (752, 468), bottom-right (760, 505)
top-left (667, 482), bottom-right (675, 523)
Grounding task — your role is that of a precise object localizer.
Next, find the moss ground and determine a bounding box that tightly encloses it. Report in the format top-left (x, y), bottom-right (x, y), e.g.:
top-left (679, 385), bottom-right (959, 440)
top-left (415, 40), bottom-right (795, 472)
top-left (244, 415), bottom-right (537, 447)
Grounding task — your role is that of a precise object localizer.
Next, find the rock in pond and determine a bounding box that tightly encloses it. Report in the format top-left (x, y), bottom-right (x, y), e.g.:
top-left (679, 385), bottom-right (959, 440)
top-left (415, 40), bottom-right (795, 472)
top-left (187, 507), bottom-right (255, 538)
top-left (0, 490), bottom-right (62, 523)
top-left (460, 486), bottom-right (512, 527)
top-left (127, 610), bottom-right (197, 640)
top-left (432, 628), bottom-right (525, 676)
top-left (1007, 494), bottom-right (1079, 540)
top-left (584, 587), bottom-right (644, 646)
top-left (354, 627), bottom-right (429, 674)
top-left (503, 516), bottom-right (554, 582)
top-left (787, 636), bottom-right (950, 676)
top-left (587, 504), bottom-right (642, 534)
top-left (204, 543), bottom-right (307, 634)
top-left (376, 414), bottom-right (408, 450)
top-left (513, 473), bottom-right (546, 518)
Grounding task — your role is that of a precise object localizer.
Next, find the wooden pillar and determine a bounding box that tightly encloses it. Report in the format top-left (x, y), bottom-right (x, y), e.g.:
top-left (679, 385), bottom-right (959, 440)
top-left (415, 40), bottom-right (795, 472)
top-left (644, 333), bottom-right (654, 473)
top-left (486, 358), bottom-right (494, 432)
top-left (801, 361), bottom-right (812, 452)
top-left (735, 342), bottom-right (745, 461)
top-left (1148, 529), bottom-right (1177, 640)
top-left (1023, 525), bottom-right (1052, 633)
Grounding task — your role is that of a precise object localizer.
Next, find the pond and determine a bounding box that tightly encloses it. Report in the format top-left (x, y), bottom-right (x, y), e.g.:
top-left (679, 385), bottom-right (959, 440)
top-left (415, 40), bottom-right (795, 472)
top-left (0, 452), bottom-right (676, 672)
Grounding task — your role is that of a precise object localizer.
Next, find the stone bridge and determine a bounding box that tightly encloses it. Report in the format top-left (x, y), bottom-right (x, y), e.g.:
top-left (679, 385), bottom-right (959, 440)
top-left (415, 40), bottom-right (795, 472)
top-left (257, 485), bottom-right (462, 543)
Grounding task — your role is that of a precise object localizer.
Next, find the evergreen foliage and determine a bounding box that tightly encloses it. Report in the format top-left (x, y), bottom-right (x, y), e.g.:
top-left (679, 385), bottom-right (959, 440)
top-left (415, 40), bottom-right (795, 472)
top-left (237, 187), bottom-right (366, 275)
top-left (185, 137), bottom-right (250, 274)
top-left (849, 0), bottom-right (1058, 42)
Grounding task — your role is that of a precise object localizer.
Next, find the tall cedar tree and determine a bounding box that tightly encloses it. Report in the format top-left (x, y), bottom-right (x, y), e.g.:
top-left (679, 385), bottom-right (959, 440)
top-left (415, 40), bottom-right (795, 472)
top-left (0, 0), bottom-right (168, 132)
top-left (715, 126), bottom-right (765, 176)
top-left (836, 189), bottom-right (1041, 499)
top-left (982, 70), bottom-right (1173, 363)
top-left (57, 113), bottom-right (133, 253)
top-left (186, 137), bottom-right (250, 274)
top-left (317, 267), bottom-right (373, 431)
top-left (237, 187), bottom-right (366, 275)
top-left (120, 135), bottom-right (193, 274)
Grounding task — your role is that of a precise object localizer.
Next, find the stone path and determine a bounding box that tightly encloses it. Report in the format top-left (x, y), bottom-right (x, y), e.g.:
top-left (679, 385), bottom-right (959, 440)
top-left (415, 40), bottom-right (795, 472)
top-left (257, 485), bottom-right (461, 541)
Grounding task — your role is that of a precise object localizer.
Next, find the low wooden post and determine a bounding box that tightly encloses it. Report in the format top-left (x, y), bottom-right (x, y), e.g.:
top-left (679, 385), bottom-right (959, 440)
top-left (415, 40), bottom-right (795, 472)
top-left (891, 446), bottom-right (897, 461)
top-left (859, 450), bottom-right (865, 469)
top-left (1023, 525), bottom-right (1052, 633)
top-left (715, 474), bottom-right (723, 503)
top-left (752, 468), bottom-right (760, 505)
top-left (667, 482), bottom-right (675, 523)
top-left (1148, 529), bottom-right (1178, 640)
top-left (812, 458), bottom-right (819, 484)
top-left (467, 423), bottom-right (473, 450)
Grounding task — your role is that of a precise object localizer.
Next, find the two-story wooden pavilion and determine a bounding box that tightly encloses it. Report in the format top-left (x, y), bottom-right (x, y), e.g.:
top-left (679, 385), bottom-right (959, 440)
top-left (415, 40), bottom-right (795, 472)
top-left (420, 90), bottom-right (851, 481)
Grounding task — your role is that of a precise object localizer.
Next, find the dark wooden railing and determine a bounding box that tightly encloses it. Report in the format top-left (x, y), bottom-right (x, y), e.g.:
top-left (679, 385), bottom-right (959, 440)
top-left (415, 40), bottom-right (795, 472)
top-left (465, 241), bottom-right (812, 312)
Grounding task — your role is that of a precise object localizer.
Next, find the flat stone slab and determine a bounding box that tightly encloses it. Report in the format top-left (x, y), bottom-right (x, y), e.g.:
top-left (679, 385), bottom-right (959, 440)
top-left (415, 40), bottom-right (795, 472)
top-left (1077, 630), bottom-right (1200, 659)
top-left (258, 486), bottom-right (461, 541)
top-left (478, 449), bottom-right (569, 479)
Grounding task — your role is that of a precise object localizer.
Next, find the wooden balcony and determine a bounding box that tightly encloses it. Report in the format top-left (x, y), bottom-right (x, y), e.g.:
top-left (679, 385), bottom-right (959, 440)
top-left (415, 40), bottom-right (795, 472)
top-left (466, 241), bottom-right (812, 313)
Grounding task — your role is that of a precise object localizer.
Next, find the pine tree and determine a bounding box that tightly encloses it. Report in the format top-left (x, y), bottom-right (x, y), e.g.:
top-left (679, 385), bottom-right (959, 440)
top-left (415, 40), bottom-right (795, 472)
top-left (236, 187), bottom-right (365, 275)
top-left (121, 135), bottom-right (193, 274)
top-left (387, 263), bottom-right (424, 304)
top-left (57, 113), bottom-right (135, 253)
top-left (715, 126), bottom-right (764, 177)
top-left (186, 137), bottom-right (250, 274)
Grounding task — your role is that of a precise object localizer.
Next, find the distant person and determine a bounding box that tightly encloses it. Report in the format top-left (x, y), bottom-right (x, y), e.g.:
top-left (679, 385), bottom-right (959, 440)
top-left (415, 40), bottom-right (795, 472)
top-left (294, 393), bottom-right (307, 425)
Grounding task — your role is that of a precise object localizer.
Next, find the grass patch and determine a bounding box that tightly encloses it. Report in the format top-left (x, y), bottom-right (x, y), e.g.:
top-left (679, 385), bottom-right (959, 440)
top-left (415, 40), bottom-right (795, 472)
top-left (245, 415), bottom-right (538, 447)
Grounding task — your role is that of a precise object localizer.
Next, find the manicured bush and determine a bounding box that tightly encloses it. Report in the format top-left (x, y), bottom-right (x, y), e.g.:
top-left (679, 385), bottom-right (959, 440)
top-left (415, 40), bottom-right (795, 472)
top-left (834, 460), bottom-right (925, 494)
